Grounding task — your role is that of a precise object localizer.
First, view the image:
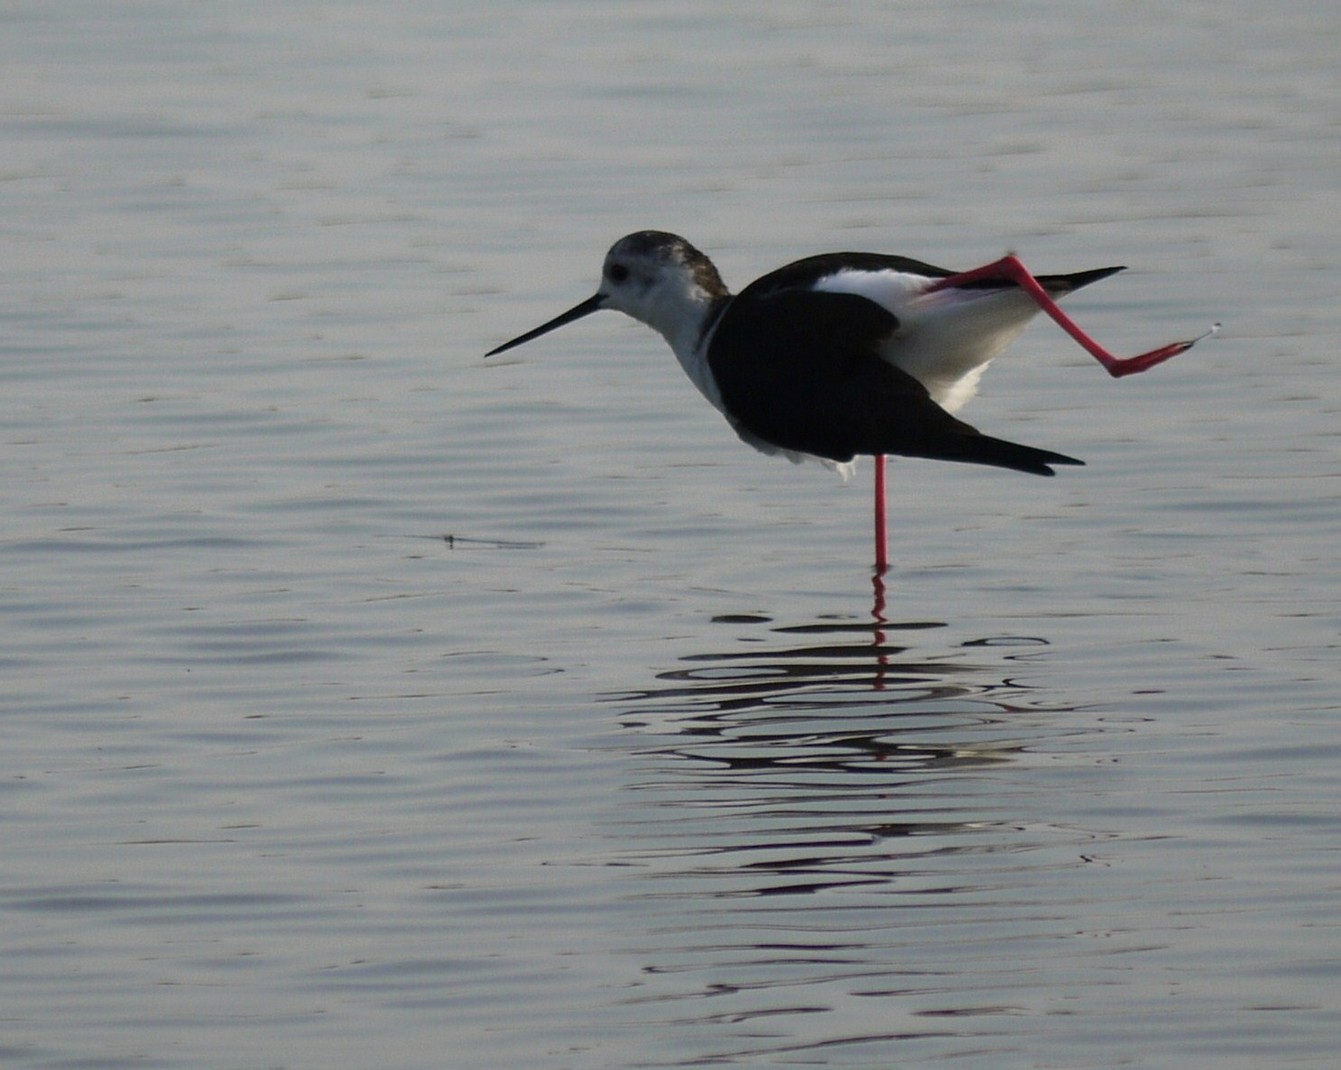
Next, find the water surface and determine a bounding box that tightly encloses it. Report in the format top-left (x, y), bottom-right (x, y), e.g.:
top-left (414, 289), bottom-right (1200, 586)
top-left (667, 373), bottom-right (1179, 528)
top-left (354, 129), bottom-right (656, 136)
top-left (3, 3), bottom-right (1339, 1067)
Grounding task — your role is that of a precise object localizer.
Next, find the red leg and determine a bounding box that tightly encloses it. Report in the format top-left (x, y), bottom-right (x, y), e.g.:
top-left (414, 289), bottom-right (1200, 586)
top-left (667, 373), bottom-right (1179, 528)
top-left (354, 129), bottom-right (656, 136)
top-left (925, 255), bottom-right (1216, 378)
top-left (873, 453), bottom-right (889, 576)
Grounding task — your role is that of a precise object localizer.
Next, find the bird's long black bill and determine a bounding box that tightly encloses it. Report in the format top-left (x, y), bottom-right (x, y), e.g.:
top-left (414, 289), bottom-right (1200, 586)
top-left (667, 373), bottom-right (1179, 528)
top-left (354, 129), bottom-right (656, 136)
top-left (484, 293), bottom-right (605, 357)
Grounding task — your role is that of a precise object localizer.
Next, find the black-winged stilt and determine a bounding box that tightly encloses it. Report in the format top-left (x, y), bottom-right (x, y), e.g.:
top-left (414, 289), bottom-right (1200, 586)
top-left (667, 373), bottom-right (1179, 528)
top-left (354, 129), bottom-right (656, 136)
top-left (486, 231), bottom-right (1214, 572)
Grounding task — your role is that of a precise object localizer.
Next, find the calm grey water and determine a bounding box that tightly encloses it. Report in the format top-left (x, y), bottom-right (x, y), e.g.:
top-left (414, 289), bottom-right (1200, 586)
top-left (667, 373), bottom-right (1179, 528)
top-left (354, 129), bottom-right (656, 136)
top-left (4, 3), bottom-right (1339, 1068)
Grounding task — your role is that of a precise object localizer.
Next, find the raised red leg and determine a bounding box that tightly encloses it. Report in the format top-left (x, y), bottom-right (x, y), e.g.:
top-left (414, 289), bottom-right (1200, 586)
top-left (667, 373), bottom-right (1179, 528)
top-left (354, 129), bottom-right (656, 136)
top-left (926, 255), bottom-right (1216, 378)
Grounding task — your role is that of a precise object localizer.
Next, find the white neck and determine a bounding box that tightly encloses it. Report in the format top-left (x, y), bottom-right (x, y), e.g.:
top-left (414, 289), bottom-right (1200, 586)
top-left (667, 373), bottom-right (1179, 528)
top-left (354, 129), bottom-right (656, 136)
top-left (615, 282), bottom-right (729, 413)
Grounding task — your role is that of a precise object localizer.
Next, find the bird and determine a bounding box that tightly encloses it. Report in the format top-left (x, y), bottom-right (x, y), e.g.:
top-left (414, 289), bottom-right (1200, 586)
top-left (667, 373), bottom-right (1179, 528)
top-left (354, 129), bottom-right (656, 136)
top-left (485, 231), bottom-right (1213, 572)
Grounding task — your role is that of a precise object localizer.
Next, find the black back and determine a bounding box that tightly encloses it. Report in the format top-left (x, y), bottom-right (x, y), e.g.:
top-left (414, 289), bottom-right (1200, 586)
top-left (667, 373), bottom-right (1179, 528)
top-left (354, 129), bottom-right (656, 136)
top-left (706, 262), bottom-right (1084, 475)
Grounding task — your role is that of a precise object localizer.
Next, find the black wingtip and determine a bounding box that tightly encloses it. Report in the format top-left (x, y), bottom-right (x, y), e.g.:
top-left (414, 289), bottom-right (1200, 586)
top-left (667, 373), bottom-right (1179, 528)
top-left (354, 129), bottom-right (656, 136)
top-left (1048, 265), bottom-right (1126, 294)
top-left (956, 437), bottom-right (1085, 476)
top-left (1041, 450), bottom-right (1085, 475)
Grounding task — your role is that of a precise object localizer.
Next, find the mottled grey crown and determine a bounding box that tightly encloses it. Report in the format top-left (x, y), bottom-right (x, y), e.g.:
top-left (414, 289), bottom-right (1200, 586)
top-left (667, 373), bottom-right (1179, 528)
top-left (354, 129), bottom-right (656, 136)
top-left (606, 231), bottom-right (729, 298)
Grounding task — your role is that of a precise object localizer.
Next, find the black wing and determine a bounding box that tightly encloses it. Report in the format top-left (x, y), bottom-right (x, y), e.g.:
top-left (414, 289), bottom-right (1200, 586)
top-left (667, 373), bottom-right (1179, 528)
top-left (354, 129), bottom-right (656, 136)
top-left (707, 287), bottom-right (1081, 475)
top-left (736, 252), bottom-right (954, 301)
top-left (741, 251), bottom-right (1122, 297)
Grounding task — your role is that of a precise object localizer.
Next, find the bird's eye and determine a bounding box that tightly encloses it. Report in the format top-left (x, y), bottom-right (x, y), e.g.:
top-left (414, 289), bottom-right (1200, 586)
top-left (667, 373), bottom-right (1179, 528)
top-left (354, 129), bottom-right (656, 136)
top-left (606, 263), bottom-right (630, 284)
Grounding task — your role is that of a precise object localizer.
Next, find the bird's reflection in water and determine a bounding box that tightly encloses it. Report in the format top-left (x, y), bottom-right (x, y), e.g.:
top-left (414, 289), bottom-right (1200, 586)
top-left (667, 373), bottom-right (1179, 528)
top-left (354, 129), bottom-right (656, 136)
top-left (605, 612), bottom-right (1096, 1059)
top-left (610, 611), bottom-right (1085, 899)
